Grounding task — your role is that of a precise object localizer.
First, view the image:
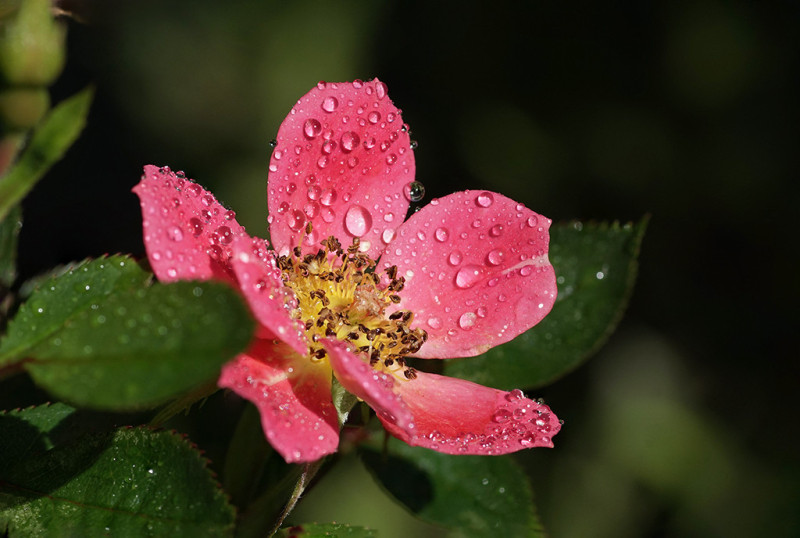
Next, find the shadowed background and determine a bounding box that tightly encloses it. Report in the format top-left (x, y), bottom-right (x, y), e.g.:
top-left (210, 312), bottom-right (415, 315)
top-left (15, 1), bottom-right (799, 536)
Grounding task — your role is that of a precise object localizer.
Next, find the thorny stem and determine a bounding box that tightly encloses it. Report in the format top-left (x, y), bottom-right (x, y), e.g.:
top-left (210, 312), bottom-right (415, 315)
top-left (268, 459), bottom-right (325, 537)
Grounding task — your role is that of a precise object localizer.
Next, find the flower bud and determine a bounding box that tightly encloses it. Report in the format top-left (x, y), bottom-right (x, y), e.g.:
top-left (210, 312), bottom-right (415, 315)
top-left (0, 87), bottom-right (49, 130)
top-left (0, 0), bottom-right (66, 87)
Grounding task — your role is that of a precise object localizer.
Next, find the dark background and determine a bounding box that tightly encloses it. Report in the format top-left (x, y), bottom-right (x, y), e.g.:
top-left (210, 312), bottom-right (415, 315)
top-left (15, 1), bottom-right (800, 536)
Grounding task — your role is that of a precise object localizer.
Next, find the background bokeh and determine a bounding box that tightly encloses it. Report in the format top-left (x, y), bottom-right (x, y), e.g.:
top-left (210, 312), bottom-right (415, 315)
top-left (15, 1), bottom-right (799, 536)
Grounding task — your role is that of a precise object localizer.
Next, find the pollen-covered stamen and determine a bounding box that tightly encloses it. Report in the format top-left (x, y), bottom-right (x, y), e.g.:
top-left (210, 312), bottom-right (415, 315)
top-left (278, 235), bottom-right (427, 380)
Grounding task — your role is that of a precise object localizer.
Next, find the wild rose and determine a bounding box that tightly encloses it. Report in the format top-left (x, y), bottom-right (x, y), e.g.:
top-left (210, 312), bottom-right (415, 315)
top-left (134, 79), bottom-right (560, 463)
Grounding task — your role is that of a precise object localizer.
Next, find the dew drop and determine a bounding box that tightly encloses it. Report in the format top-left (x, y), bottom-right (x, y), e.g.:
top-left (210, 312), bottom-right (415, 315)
top-left (492, 408), bottom-right (512, 423)
top-left (476, 191), bottom-right (494, 208)
top-left (340, 131), bottom-right (360, 152)
top-left (304, 202), bottom-right (319, 218)
top-left (459, 311), bottom-right (477, 329)
top-left (448, 250), bottom-right (463, 266)
top-left (376, 81), bottom-right (387, 99)
top-left (344, 205), bottom-right (372, 237)
top-left (381, 228), bottom-right (395, 244)
top-left (520, 265), bottom-right (533, 277)
top-left (321, 96), bottom-right (338, 112)
top-left (303, 118), bottom-right (322, 139)
top-left (287, 209), bottom-right (305, 232)
top-left (455, 264), bottom-right (482, 288)
top-left (505, 389), bottom-right (525, 401)
top-left (321, 207), bottom-right (335, 223)
top-left (427, 317), bottom-right (442, 329)
top-left (167, 226), bottom-right (183, 242)
top-left (404, 181), bottom-right (425, 202)
top-left (486, 249), bottom-right (504, 266)
top-left (320, 188), bottom-right (337, 206)
top-left (489, 224), bottom-right (503, 237)
top-left (307, 185), bottom-right (321, 201)
top-left (527, 215), bottom-right (538, 227)
top-left (368, 111), bottom-right (381, 124)
top-left (215, 225), bottom-right (233, 245)
top-left (435, 227), bottom-right (449, 242)
top-left (386, 153), bottom-right (397, 165)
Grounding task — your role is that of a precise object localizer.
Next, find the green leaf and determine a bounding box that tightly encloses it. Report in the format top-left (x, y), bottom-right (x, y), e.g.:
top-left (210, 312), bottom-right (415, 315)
top-left (444, 217), bottom-right (648, 389)
top-left (0, 256), bottom-right (150, 366)
top-left (331, 376), bottom-right (359, 427)
top-left (19, 279), bottom-right (253, 410)
top-left (275, 523), bottom-right (378, 537)
top-left (360, 438), bottom-right (543, 538)
top-left (0, 87), bottom-right (93, 222)
top-left (0, 405), bottom-right (235, 537)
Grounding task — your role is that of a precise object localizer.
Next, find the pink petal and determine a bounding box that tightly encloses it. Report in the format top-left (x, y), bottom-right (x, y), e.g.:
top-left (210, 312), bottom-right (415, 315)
top-left (228, 234), bottom-right (308, 356)
top-left (381, 191), bottom-right (557, 358)
top-left (267, 79), bottom-right (414, 259)
top-left (323, 338), bottom-right (415, 435)
top-left (218, 339), bottom-right (338, 463)
top-left (379, 371), bottom-right (560, 455)
top-left (133, 165), bottom-right (248, 284)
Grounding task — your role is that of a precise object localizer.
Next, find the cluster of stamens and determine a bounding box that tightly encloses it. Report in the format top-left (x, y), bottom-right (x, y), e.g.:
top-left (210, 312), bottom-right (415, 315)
top-left (277, 232), bottom-right (427, 381)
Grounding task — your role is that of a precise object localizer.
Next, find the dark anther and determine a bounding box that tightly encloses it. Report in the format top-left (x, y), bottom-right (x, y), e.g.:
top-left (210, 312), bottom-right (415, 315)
top-left (389, 295), bottom-right (401, 304)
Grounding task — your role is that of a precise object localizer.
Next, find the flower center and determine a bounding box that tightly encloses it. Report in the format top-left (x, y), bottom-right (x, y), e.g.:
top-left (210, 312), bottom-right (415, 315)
top-left (277, 235), bottom-right (426, 380)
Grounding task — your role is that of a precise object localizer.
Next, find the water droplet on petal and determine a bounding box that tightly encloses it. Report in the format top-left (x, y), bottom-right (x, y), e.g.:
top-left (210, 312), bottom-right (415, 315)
top-left (344, 205), bottom-right (372, 237)
top-left (340, 131), bottom-right (360, 152)
top-left (167, 226), bottom-right (183, 242)
top-left (448, 250), bottom-right (463, 266)
top-left (321, 96), bottom-right (338, 112)
top-left (492, 408), bottom-right (511, 423)
top-left (486, 249), bottom-right (504, 266)
top-left (321, 207), bottom-right (335, 223)
top-left (188, 218), bottom-right (204, 237)
top-left (288, 210), bottom-right (306, 232)
top-left (527, 215), bottom-right (538, 227)
top-left (303, 118), bottom-right (322, 139)
top-left (459, 311), bottom-right (477, 329)
top-left (427, 317), bottom-right (442, 329)
top-left (505, 389), bottom-right (525, 401)
top-left (320, 188), bottom-right (337, 206)
top-left (455, 264), bottom-right (482, 288)
top-left (489, 224), bottom-right (503, 237)
top-left (476, 191), bottom-right (494, 208)
top-left (435, 227), bottom-right (449, 242)
top-left (215, 225), bottom-right (233, 245)
top-left (381, 228), bottom-right (395, 244)
top-left (376, 81), bottom-right (388, 99)
top-left (520, 265), bottom-right (533, 276)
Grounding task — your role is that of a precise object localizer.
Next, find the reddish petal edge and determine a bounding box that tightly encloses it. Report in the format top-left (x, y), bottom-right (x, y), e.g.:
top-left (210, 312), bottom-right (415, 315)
top-left (133, 165), bottom-right (248, 285)
top-left (379, 371), bottom-right (560, 455)
top-left (323, 338), bottom-right (415, 436)
top-left (381, 190), bottom-right (557, 359)
top-left (218, 339), bottom-right (338, 463)
top-left (229, 234), bottom-right (308, 356)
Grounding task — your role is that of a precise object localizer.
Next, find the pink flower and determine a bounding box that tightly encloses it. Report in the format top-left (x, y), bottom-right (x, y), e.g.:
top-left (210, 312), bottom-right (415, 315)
top-left (133, 79), bottom-right (560, 463)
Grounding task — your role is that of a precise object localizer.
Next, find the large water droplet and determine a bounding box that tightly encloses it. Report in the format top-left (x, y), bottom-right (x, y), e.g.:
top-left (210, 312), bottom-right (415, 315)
top-left (303, 118), bottom-right (322, 139)
top-left (215, 225), bottom-right (233, 245)
top-left (427, 317), bottom-right (442, 329)
top-left (167, 226), bottom-right (183, 242)
top-left (489, 224), bottom-right (503, 237)
top-left (520, 265), bottom-right (533, 277)
top-left (455, 264), bottom-right (482, 288)
top-left (368, 111), bottom-right (381, 124)
top-left (476, 192), bottom-right (494, 208)
top-left (487, 249), bottom-right (504, 265)
top-left (321, 207), bottom-right (335, 223)
top-left (288, 210), bottom-right (305, 232)
top-left (381, 228), bottom-right (395, 244)
top-left (459, 311), bottom-right (477, 329)
top-left (321, 96), bottom-right (338, 112)
top-left (320, 188), bottom-right (337, 206)
top-left (448, 250), bottom-right (463, 266)
top-left (188, 217), bottom-right (204, 237)
top-left (344, 205), bottom-right (372, 237)
top-left (307, 185), bottom-right (321, 201)
top-left (322, 140), bottom-right (336, 154)
top-left (404, 181), bottom-right (425, 202)
top-left (435, 227), bottom-right (449, 242)
top-left (492, 408), bottom-right (511, 423)
top-left (340, 131), bottom-right (360, 152)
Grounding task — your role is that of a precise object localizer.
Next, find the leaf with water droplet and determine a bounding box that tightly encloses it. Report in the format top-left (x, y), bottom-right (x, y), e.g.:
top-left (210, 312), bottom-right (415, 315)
top-left (360, 436), bottom-right (545, 538)
top-left (275, 523), bottom-right (378, 537)
top-left (16, 279), bottom-right (254, 410)
top-left (444, 216), bottom-right (649, 389)
top-left (0, 404), bottom-right (234, 536)
top-left (0, 255), bottom-right (151, 367)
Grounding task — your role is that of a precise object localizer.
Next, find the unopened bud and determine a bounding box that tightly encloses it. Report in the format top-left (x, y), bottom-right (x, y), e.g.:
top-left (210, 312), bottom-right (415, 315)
top-left (0, 87), bottom-right (48, 130)
top-left (0, 0), bottom-right (66, 86)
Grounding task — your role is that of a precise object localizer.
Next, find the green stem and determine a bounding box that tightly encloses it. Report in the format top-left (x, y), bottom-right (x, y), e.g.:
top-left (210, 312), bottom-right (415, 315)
top-left (267, 459), bottom-right (325, 537)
